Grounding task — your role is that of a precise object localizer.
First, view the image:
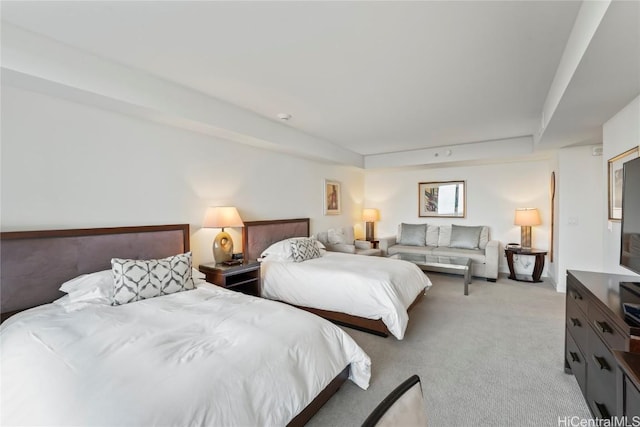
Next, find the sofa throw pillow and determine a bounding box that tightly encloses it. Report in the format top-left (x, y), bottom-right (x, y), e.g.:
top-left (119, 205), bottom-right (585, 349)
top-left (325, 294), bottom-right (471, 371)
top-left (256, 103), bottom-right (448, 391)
top-left (398, 223), bottom-right (427, 246)
top-left (290, 238), bottom-right (322, 262)
top-left (449, 225), bottom-right (482, 249)
top-left (111, 252), bottom-right (195, 306)
top-left (479, 226), bottom-right (489, 249)
top-left (426, 225), bottom-right (439, 247)
top-left (438, 225), bottom-right (452, 247)
top-left (328, 228), bottom-right (349, 245)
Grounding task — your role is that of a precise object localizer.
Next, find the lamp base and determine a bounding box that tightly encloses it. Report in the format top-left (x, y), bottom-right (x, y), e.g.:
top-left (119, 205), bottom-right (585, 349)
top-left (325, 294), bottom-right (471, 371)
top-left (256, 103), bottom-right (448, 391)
top-left (213, 230), bottom-right (233, 263)
top-left (520, 226), bottom-right (532, 249)
top-left (365, 222), bottom-right (375, 241)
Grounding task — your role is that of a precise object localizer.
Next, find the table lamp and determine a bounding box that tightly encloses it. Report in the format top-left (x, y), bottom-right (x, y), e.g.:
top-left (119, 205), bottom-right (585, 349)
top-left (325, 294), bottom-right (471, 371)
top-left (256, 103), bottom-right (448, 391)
top-left (203, 206), bottom-right (244, 263)
top-left (362, 208), bottom-right (380, 241)
top-left (514, 208), bottom-right (541, 249)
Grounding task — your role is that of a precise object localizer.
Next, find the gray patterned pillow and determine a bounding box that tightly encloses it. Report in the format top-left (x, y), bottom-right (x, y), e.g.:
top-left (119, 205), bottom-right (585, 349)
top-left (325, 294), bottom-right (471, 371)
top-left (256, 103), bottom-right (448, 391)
top-left (449, 225), bottom-right (482, 249)
top-left (290, 238), bottom-right (322, 262)
top-left (111, 252), bottom-right (195, 306)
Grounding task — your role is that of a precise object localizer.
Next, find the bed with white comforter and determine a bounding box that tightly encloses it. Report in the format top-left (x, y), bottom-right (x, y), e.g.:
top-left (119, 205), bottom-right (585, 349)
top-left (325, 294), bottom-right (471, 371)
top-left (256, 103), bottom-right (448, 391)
top-left (0, 283), bottom-right (371, 426)
top-left (261, 251), bottom-right (432, 339)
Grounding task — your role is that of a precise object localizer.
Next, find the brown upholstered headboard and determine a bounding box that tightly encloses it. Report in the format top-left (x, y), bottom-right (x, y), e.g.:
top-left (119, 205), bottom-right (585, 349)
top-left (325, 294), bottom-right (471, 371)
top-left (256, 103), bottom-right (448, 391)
top-left (0, 224), bottom-right (190, 321)
top-left (242, 218), bottom-right (310, 261)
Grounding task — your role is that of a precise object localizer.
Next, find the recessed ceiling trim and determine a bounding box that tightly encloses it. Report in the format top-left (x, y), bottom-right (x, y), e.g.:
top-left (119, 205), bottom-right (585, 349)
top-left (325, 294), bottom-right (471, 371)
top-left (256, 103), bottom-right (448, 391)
top-left (1, 23), bottom-right (363, 168)
top-left (364, 136), bottom-right (534, 169)
top-left (536, 0), bottom-right (611, 144)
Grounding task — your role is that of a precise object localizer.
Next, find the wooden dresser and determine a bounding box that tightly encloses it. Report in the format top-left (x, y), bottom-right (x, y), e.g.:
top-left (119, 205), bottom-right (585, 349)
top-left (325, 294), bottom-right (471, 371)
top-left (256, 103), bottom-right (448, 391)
top-left (565, 270), bottom-right (640, 419)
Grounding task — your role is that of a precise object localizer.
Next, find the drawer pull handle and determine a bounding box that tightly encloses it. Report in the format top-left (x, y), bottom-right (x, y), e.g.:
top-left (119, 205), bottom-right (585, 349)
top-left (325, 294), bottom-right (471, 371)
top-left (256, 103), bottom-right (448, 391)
top-left (569, 352), bottom-right (580, 363)
top-left (592, 355), bottom-right (610, 371)
top-left (572, 292), bottom-right (582, 300)
top-left (594, 401), bottom-right (610, 419)
top-left (594, 320), bottom-right (612, 334)
top-left (570, 318), bottom-right (581, 327)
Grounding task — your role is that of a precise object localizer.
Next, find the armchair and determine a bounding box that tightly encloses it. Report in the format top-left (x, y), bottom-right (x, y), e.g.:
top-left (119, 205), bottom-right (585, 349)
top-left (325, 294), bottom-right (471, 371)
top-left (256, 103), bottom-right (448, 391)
top-left (315, 227), bottom-right (382, 256)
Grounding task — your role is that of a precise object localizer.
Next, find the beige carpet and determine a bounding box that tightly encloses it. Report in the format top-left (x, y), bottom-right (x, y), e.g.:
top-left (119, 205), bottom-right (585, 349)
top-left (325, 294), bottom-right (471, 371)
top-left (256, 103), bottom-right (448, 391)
top-left (307, 273), bottom-right (592, 427)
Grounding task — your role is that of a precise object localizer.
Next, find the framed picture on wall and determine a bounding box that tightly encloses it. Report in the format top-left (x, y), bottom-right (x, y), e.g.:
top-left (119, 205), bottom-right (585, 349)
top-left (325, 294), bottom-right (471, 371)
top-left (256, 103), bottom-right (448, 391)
top-left (324, 179), bottom-right (341, 215)
top-left (418, 181), bottom-right (466, 218)
top-left (608, 146), bottom-right (639, 221)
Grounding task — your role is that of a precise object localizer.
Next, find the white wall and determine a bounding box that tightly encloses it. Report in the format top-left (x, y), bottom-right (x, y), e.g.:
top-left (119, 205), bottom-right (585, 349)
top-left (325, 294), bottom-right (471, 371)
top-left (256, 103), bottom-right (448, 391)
top-left (1, 85), bottom-right (364, 266)
top-left (554, 145), bottom-right (605, 292)
top-left (364, 160), bottom-right (552, 275)
top-left (602, 95), bottom-right (640, 277)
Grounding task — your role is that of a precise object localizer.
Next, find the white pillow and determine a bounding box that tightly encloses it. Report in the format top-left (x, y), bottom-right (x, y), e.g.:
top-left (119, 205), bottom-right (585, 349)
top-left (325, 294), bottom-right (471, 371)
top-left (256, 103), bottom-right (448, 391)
top-left (59, 270), bottom-right (113, 305)
top-left (192, 268), bottom-right (207, 284)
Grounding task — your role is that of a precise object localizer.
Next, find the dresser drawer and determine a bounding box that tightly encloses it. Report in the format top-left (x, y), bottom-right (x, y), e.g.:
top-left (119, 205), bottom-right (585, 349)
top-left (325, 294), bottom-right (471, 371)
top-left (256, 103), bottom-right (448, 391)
top-left (588, 304), bottom-right (627, 351)
top-left (587, 327), bottom-right (618, 419)
top-left (566, 297), bottom-right (588, 353)
top-left (565, 329), bottom-right (586, 397)
top-left (567, 277), bottom-right (589, 315)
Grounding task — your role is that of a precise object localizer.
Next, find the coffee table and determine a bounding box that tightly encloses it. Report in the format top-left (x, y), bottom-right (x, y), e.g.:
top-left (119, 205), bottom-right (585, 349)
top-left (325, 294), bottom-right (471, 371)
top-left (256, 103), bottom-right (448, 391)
top-left (389, 253), bottom-right (473, 295)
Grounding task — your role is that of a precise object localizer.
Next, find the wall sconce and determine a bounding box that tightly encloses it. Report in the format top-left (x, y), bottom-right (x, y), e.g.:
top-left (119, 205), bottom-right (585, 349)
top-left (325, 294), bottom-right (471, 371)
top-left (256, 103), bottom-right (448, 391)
top-left (362, 208), bottom-right (380, 241)
top-left (514, 208), bottom-right (541, 249)
top-left (203, 206), bottom-right (244, 263)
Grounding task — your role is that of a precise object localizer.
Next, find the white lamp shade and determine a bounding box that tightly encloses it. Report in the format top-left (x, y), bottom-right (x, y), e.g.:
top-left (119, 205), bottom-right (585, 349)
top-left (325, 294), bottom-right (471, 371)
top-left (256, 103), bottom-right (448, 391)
top-left (203, 206), bottom-right (244, 229)
top-left (362, 208), bottom-right (380, 222)
top-left (514, 208), bottom-right (541, 226)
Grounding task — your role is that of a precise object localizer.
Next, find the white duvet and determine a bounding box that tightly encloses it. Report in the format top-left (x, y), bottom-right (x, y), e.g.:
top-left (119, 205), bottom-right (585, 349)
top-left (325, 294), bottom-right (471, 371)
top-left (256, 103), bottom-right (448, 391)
top-left (0, 283), bottom-right (371, 426)
top-left (261, 252), bottom-right (432, 339)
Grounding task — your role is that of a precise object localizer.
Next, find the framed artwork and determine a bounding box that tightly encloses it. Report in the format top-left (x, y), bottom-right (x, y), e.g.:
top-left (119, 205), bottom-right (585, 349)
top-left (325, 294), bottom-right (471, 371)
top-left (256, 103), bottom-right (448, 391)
top-left (608, 146), bottom-right (639, 221)
top-left (418, 181), bottom-right (466, 218)
top-left (324, 179), bottom-right (341, 215)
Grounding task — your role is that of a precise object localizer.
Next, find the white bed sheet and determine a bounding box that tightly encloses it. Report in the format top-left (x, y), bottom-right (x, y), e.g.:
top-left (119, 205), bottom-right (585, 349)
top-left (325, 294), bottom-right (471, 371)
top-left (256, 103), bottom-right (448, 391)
top-left (0, 283), bottom-right (371, 426)
top-left (261, 252), bottom-right (432, 339)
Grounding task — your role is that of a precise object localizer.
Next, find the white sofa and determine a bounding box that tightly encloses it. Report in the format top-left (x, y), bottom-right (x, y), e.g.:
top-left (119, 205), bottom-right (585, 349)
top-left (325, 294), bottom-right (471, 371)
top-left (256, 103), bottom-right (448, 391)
top-left (315, 227), bottom-right (382, 256)
top-left (379, 223), bottom-right (499, 281)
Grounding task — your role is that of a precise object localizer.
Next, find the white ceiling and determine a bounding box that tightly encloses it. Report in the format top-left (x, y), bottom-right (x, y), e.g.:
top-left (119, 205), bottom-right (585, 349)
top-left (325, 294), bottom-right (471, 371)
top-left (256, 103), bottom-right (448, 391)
top-left (1, 1), bottom-right (639, 165)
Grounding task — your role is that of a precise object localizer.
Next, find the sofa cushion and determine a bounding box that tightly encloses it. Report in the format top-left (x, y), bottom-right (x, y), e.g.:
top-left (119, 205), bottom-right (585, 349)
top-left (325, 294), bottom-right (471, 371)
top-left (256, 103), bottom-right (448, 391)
top-left (426, 225), bottom-right (439, 247)
top-left (328, 228), bottom-right (350, 244)
top-left (387, 245), bottom-right (436, 256)
top-left (437, 225), bottom-right (452, 247)
top-left (479, 226), bottom-right (489, 249)
top-left (356, 248), bottom-right (383, 256)
top-left (398, 223), bottom-right (427, 246)
top-left (325, 243), bottom-right (356, 254)
top-left (431, 246), bottom-right (487, 264)
top-left (449, 225), bottom-right (482, 249)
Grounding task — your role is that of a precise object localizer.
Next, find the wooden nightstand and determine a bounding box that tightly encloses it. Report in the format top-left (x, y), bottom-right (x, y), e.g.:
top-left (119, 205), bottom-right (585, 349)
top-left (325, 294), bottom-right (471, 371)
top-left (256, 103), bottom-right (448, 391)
top-left (198, 261), bottom-right (261, 297)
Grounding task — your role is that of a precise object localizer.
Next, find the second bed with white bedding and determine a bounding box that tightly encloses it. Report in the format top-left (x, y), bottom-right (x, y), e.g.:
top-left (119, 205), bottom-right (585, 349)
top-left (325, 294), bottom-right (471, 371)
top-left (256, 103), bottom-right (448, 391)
top-left (261, 252), bottom-right (432, 339)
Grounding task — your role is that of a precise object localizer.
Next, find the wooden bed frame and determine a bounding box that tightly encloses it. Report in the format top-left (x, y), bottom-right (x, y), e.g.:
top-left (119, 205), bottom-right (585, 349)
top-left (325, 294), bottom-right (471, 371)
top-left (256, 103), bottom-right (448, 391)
top-left (242, 218), bottom-right (424, 337)
top-left (0, 223), bottom-right (347, 427)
